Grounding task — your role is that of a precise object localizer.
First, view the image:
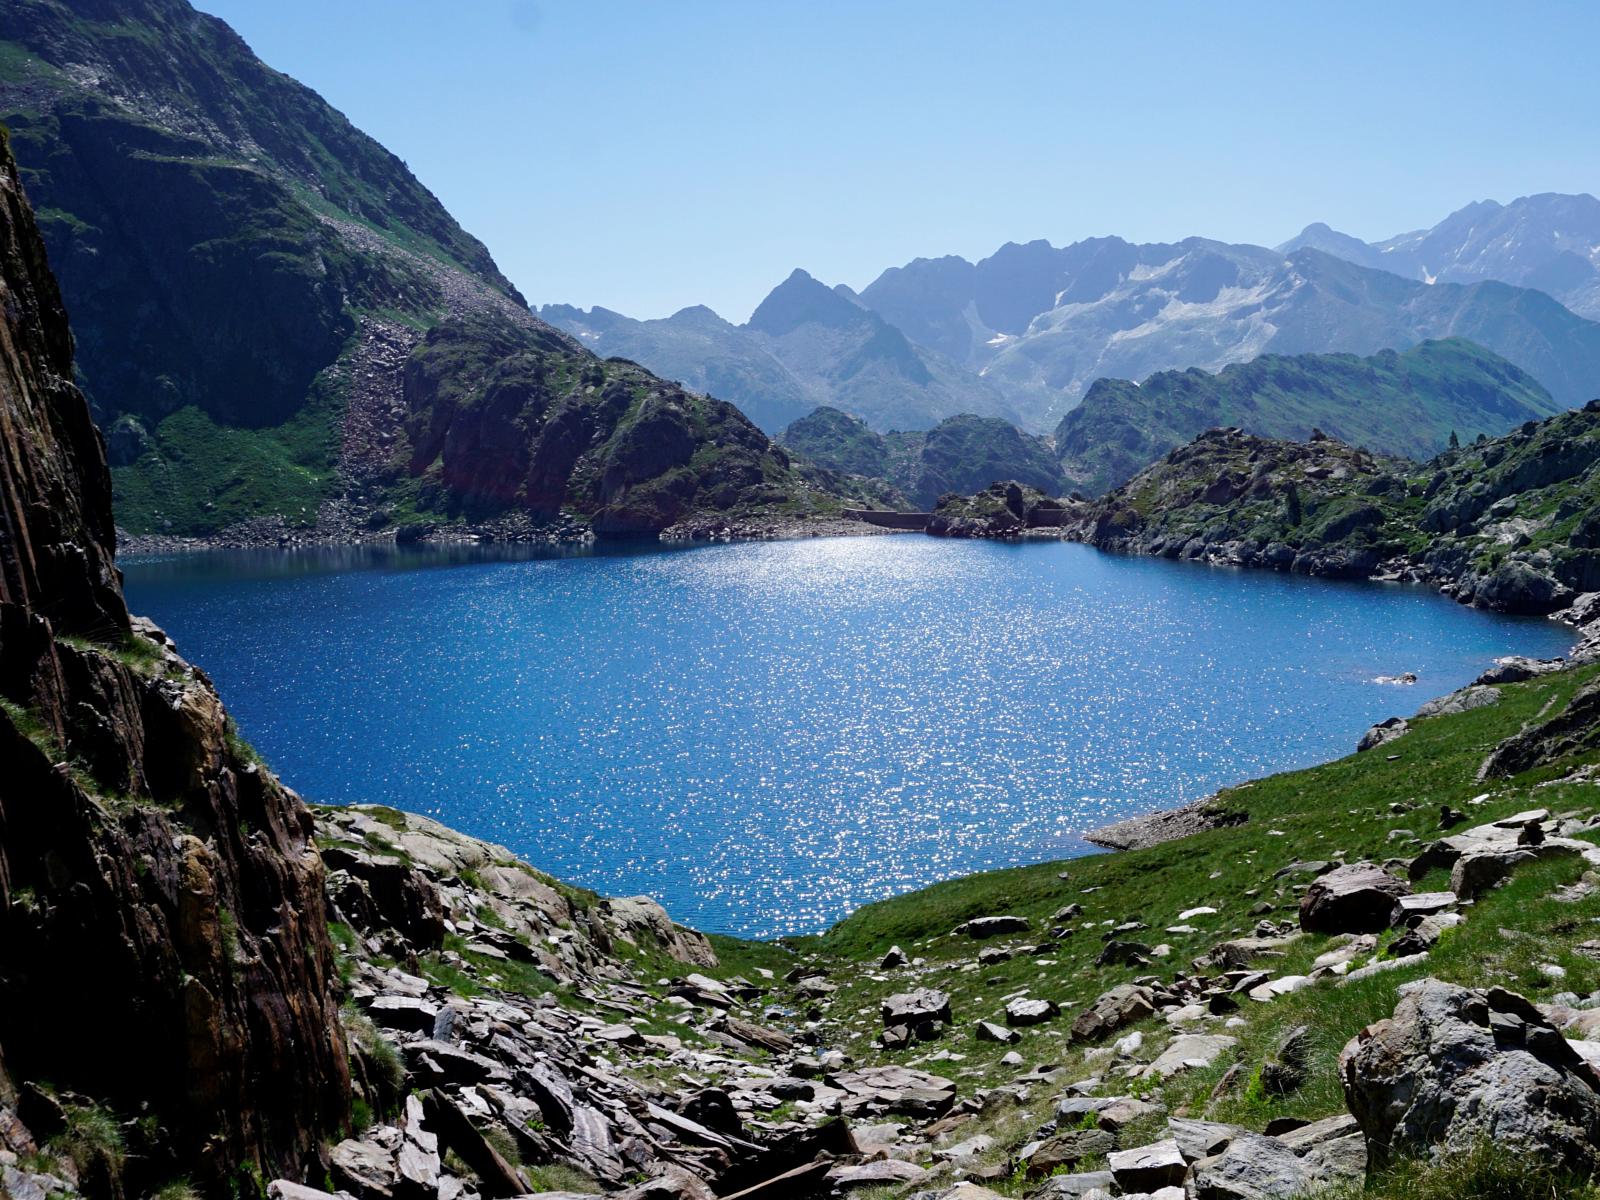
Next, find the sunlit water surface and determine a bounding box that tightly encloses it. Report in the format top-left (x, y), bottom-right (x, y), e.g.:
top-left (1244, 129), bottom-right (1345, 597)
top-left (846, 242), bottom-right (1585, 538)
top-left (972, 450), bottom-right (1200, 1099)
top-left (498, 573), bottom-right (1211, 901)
top-left (122, 537), bottom-right (1572, 937)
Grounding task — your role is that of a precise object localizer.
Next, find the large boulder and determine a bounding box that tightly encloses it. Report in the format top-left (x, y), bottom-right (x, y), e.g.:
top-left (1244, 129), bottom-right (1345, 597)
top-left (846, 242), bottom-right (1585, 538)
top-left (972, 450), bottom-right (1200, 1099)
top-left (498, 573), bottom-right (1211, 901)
top-left (1071, 984), bottom-right (1156, 1043)
top-left (1107, 1139), bottom-right (1186, 1192)
top-left (1191, 1132), bottom-right (1312, 1200)
top-left (882, 988), bottom-right (952, 1028)
top-left (1006, 997), bottom-right (1060, 1026)
top-left (1357, 717), bottom-right (1409, 753)
top-left (957, 915), bottom-right (1031, 938)
top-left (600, 895), bottom-right (719, 968)
top-left (1472, 559), bottom-right (1563, 614)
top-left (1340, 980), bottom-right (1600, 1172)
top-left (1299, 863), bottom-right (1409, 934)
top-left (1414, 684), bottom-right (1501, 719)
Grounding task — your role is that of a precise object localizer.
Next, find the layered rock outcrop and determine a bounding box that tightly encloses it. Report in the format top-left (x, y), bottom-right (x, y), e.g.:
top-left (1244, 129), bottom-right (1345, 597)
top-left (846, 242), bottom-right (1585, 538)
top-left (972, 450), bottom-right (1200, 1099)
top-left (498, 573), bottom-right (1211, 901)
top-left (0, 129), bottom-right (348, 1193)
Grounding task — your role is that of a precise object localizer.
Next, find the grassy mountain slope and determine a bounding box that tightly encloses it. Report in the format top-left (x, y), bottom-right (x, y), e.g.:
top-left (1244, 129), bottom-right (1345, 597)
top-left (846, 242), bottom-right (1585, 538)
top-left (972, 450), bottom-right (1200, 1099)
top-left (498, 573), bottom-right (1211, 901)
top-left (0, 0), bottom-right (531, 533)
top-left (1056, 338), bottom-right (1562, 495)
top-left (803, 655), bottom-right (1600, 1198)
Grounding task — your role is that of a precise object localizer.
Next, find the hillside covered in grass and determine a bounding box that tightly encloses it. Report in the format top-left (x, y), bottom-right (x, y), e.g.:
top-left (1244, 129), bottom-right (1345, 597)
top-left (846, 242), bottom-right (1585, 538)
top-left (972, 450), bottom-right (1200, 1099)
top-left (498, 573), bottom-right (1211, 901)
top-left (785, 648), bottom-right (1600, 1199)
top-left (1055, 338), bottom-right (1563, 496)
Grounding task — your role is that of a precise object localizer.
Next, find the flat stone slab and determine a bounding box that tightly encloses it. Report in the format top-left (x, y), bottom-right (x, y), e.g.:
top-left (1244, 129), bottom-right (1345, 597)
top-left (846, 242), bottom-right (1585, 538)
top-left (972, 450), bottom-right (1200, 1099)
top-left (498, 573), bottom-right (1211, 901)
top-left (1141, 1033), bottom-right (1238, 1080)
top-left (1007, 996), bottom-right (1060, 1026)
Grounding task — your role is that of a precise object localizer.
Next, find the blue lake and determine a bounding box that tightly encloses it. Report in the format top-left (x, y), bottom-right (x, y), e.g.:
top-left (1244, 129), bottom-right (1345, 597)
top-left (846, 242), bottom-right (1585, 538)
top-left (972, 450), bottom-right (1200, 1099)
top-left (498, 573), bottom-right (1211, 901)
top-left (122, 536), bottom-right (1572, 938)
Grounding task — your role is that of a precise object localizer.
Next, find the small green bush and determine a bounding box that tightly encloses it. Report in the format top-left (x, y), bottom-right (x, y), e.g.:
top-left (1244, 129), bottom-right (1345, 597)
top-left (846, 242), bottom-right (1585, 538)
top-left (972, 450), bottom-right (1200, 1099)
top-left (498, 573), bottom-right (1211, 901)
top-left (49, 1102), bottom-right (125, 1177)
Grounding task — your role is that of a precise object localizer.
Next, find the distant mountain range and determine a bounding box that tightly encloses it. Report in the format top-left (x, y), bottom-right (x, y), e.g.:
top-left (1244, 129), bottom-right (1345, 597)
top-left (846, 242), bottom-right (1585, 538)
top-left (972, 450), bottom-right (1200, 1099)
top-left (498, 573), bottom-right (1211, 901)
top-left (9, 0), bottom-right (1596, 530)
top-left (1054, 338), bottom-right (1563, 496)
top-left (547, 195), bottom-right (1600, 451)
top-left (858, 238), bottom-right (1600, 430)
top-left (540, 268), bottom-right (1017, 435)
top-left (1280, 192), bottom-right (1600, 321)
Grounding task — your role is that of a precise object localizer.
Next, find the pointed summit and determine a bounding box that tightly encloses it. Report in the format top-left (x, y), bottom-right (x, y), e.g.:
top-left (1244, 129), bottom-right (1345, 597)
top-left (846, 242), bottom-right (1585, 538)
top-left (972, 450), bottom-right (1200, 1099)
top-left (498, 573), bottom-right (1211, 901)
top-left (746, 268), bottom-right (869, 336)
top-left (1276, 222), bottom-right (1385, 269)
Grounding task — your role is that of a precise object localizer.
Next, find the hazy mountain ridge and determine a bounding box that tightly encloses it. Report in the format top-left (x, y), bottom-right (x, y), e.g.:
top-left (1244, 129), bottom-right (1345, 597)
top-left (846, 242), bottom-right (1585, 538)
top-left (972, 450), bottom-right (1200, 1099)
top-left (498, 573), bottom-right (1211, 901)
top-left (781, 406), bottom-right (1066, 509)
top-left (540, 267), bottom-right (1019, 435)
top-left (1280, 191), bottom-right (1600, 320)
top-left (857, 237), bottom-right (1600, 430)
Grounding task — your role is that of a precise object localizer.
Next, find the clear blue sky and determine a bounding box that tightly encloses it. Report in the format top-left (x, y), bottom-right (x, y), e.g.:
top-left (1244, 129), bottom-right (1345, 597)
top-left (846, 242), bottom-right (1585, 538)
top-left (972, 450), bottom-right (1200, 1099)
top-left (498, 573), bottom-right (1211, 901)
top-left (195, 0), bottom-right (1600, 322)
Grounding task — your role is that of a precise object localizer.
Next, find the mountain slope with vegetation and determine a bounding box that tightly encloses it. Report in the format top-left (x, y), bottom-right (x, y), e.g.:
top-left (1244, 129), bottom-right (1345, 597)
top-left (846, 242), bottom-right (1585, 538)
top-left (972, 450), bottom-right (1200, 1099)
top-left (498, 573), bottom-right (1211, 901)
top-left (1062, 401), bottom-right (1600, 614)
top-left (13, 105), bottom-right (1600, 1200)
top-left (0, 0), bottom-right (838, 539)
top-left (781, 406), bottom-right (1067, 509)
top-left (1055, 338), bottom-right (1562, 495)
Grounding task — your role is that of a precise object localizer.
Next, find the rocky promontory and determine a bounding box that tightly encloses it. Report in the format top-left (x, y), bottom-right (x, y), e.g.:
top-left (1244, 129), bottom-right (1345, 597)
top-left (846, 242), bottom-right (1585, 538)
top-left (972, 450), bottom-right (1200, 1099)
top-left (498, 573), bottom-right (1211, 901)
top-left (1058, 407), bottom-right (1600, 616)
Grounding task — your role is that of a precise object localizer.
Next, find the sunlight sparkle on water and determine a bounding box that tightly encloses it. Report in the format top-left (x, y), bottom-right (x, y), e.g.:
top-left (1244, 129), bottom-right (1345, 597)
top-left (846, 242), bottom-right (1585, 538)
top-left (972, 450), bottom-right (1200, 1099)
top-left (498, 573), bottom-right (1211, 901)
top-left (123, 537), bottom-right (1572, 937)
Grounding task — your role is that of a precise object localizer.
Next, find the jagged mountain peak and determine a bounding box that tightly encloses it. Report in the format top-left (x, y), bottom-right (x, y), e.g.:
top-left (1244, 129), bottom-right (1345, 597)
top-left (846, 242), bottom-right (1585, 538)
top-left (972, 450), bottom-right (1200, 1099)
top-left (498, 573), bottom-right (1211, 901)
top-left (745, 266), bottom-right (868, 335)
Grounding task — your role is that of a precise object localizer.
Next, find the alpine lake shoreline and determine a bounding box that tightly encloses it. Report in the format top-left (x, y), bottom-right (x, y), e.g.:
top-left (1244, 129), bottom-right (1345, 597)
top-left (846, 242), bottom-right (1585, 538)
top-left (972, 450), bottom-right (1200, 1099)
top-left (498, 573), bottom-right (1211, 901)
top-left (264, 569), bottom-right (1600, 1200)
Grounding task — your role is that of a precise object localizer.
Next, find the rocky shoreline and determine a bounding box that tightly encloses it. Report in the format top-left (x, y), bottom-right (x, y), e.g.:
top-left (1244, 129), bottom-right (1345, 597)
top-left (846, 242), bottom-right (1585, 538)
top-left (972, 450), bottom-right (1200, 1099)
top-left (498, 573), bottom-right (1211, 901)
top-left (118, 510), bottom-right (903, 556)
top-left (1050, 417), bottom-right (1600, 620)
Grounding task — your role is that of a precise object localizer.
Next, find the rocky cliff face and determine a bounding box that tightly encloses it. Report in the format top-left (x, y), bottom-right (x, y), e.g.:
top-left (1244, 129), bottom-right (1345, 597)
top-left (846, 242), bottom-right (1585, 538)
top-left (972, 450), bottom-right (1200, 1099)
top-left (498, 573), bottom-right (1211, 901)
top-left (0, 128), bottom-right (349, 1195)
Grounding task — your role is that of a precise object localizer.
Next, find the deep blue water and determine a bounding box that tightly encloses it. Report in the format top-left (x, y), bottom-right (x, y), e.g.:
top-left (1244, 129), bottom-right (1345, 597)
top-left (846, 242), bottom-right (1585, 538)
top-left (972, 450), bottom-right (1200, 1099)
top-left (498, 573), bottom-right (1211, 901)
top-left (122, 537), bottom-right (1572, 938)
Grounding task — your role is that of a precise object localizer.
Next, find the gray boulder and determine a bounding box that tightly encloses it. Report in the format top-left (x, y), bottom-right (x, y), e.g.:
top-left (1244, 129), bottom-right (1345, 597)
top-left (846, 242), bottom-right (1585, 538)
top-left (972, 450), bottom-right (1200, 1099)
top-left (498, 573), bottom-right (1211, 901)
top-left (1357, 716), bottom-right (1409, 753)
top-left (882, 988), bottom-right (952, 1028)
top-left (1415, 684), bottom-right (1501, 719)
top-left (1024, 1129), bottom-right (1117, 1177)
top-left (1071, 984), bottom-right (1155, 1043)
top-left (1006, 996), bottom-right (1060, 1026)
top-left (1475, 656), bottom-right (1562, 685)
top-left (959, 915), bottom-right (1031, 938)
top-left (1299, 862), bottom-right (1410, 934)
top-left (1472, 559), bottom-right (1562, 614)
top-left (1340, 979), bottom-right (1600, 1173)
top-left (975, 1020), bottom-right (1020, 1044)
top-left (1191, 1132), bottom-right (1312, 1200)
top-left (1107, 1138), bottom-right (1186, 1192)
